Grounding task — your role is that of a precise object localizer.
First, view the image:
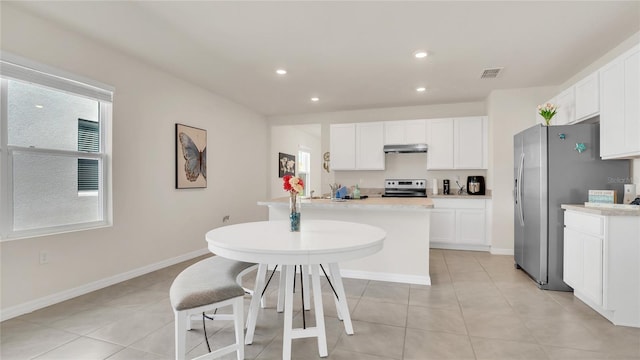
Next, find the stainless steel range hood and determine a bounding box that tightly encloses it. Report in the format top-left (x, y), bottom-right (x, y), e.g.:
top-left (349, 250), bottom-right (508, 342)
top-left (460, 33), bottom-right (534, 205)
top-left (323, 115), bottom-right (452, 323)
top-left (383, 144), bottom-right (428, 153)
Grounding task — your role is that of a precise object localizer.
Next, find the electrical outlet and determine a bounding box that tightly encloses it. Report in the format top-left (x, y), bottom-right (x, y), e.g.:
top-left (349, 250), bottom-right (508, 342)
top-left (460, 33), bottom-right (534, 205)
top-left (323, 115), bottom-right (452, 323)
top-left (39, 250), bottom-right (49, 264)
top-left (222, 215), bottom-right (230, 223)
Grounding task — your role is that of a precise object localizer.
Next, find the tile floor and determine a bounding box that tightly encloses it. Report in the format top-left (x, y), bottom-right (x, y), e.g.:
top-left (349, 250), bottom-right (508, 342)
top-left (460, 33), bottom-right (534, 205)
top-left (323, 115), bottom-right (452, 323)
top-left (2, 249), bottom-right (639, 359)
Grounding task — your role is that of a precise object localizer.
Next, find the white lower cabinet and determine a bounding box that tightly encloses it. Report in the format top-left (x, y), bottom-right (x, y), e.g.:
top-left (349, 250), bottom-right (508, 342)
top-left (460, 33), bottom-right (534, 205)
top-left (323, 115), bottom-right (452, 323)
top-left (429, 210), bottom-right (455, 243)
top-left (429, 198), bottom-right (488, 250)
top-left (562, 209), bottom-right (640, 327)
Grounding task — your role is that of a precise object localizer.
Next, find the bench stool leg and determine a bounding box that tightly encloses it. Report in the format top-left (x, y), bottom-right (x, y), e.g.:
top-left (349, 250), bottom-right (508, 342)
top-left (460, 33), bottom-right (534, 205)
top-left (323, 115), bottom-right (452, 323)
top-left (175, 311), bottom-right (187, 360)
top-left (233, 297), bottom-right (245, 360)
top-left (245, 263), bottom-right (267, 345)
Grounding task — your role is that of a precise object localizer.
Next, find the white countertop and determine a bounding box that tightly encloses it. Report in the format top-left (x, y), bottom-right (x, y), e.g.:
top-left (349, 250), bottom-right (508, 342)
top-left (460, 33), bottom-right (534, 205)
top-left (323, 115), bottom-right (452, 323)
top-left (258, 196), bottom-right (434, 210)
top-left (561, 204), bottom-right (640, 216)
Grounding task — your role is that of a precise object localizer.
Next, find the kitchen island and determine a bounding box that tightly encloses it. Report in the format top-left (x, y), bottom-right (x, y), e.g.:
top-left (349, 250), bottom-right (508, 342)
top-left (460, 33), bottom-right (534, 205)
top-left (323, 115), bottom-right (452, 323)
top-left (258, 197), bottom-right (433, 285)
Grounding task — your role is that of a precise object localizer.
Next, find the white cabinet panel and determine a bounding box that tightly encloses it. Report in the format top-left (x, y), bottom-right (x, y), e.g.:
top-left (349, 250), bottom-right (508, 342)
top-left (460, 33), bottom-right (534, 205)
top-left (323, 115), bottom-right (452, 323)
top-left (554, 87), bottom-right (575, 125)
top-left (574, 72), bottom-right (599, 121)
top-left (582, 233), bottom-right (603, 306)
top-left (428, 117), bottom-right (487, 170)
top-left (454, 117), bottom-right (487, 169)
top-left (563, 210), bottom-right (640, 327)
top-left (383, 121), bottom-right (405, 145)
top-left (404, 120), bottom-right (427, 144)
top-left (455, 209), bottom-right (485, 245)
top-left (356, 122), bottom-right (385, 170)
top-left (329, 124), bottom-right (356, 170)
top-left (563, 228), bottom-right (583, 290)
top-left (600, 44), bottom-right (640, 159)
top-left (384, 120), bottom-right (427, 145)
top-left (430, 199), bottom-right (487, 249)
top-left (330, 122), bottom-right (384, 170)
top-left (430, 210), bottom-right (455, 243)
top-left (426, 118), bottom-right (454, 169)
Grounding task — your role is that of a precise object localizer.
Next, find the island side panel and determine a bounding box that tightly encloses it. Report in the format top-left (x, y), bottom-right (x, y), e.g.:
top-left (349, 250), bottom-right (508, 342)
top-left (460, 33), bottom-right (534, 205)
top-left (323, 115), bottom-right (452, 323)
top-left (267, 205), bottom-right (431, 285)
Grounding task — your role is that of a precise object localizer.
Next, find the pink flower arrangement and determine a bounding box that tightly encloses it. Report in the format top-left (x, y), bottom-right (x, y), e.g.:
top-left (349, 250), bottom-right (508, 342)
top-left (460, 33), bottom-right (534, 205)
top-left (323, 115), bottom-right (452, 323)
top-left (283, 174), bottom-right (304, 194)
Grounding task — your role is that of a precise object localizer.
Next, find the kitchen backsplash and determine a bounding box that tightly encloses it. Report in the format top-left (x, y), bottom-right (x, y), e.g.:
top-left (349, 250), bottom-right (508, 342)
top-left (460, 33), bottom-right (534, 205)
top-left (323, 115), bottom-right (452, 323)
top-left (332, 153), bottom-right (488, 192)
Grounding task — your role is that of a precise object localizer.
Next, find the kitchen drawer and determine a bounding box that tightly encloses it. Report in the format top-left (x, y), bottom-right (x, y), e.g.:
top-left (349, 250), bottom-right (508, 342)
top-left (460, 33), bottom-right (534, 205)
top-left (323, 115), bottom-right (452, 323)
top-left (564, 211), bottom-right (604, 237)
top-left (431, 198), bottom-right (486, 209)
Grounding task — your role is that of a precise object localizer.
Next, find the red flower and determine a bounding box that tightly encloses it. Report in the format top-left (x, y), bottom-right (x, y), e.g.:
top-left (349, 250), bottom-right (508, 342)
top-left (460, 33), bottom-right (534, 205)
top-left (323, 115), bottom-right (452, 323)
top-left (283, 175), bottom-right (293, 192)
top-left (283, 175), bottom-right (304, 193)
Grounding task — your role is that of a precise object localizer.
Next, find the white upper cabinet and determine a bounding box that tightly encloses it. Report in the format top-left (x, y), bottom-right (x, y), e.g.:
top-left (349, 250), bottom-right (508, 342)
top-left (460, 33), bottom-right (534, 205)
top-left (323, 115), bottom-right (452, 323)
top-left (600, 44), bottom-right (640, 159)
top-left (356, 122), bottom-right (385, 170)
top-left (454, 116), bottom-right (488, 169)
top-left (428, 116), bottom-right (487, 170)
top-left (329, 123), bottom-right (356, 170)
top-left (426, 118), bottom-right (454, 169)
top-left (330, 122), bottom-right (384, 171)
top-left (383, 121), bottom-right (405, 145)
top-left (574, 72), bottom-right (600, 121)
top-left (383, 119), bottom-right (427, 145)
top-left (404, 120), bottom-right (428, 144)
top-left (554, 87), bottom-right (575, 125)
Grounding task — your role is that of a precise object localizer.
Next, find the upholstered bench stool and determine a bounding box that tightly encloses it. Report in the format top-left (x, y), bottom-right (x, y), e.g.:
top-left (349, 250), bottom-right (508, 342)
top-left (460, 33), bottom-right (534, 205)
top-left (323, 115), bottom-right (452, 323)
top-left (170, 256), bottom-right (256, 360)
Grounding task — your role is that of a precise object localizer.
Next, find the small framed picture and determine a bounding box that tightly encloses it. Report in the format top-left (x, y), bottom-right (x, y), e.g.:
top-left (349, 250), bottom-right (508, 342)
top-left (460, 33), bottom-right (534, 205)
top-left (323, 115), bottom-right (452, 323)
top-left (278, 152), bottom-right (296, 178)
top-left (176, 123), bottom-right (207, 189)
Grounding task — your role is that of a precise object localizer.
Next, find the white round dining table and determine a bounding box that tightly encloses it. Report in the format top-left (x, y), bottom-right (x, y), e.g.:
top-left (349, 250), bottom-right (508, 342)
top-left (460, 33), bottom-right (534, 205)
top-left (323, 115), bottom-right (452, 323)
top-left (206, 220), bottom-right (386, 360)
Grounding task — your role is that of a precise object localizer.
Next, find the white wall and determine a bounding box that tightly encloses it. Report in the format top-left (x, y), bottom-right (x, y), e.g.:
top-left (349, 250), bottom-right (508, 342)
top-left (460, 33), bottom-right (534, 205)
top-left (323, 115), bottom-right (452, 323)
top-left (1, 4), bottom-right (269, 313)
top-left (486, 87), bottom-right (556, 253)
top-left (268, 102), bottom-right (487, 195)
top-left (269, 125), bottom-right (321, 198)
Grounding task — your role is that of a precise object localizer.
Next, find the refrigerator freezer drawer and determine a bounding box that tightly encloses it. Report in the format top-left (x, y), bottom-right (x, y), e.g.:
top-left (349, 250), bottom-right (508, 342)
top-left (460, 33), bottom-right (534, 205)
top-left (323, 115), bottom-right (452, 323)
top-left (564, 211), bottom-right (604, 237)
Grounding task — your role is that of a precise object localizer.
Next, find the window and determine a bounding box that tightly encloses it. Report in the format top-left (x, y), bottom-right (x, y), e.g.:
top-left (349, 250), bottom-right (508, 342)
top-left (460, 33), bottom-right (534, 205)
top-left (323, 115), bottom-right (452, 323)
top-left (0, 56), bottom-right (113, 240)
top-left (297, 148), bottom-right (311, 197)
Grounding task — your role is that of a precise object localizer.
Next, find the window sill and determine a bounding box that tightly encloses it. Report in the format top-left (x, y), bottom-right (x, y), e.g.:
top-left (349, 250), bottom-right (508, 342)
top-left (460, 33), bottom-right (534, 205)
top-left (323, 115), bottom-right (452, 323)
top-left (1, 221), bottom-right (112, 242)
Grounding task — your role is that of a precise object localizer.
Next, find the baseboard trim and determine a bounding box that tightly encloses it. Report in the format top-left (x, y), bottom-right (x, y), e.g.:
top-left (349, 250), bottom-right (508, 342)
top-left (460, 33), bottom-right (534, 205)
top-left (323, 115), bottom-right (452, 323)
top-left (490, 247), bottom-right (514, 255)
top-left (340, 269), bottom-right (431, 286)
top-left (0, 248), bottom-right (209, 322)
top-left (430, 243), bottom-right (490, 252)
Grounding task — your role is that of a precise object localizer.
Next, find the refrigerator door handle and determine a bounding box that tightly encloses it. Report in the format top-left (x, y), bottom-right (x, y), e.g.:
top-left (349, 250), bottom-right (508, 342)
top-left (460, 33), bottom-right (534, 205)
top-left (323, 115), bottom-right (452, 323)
top-left (517, 153), bottom-right (525, 226)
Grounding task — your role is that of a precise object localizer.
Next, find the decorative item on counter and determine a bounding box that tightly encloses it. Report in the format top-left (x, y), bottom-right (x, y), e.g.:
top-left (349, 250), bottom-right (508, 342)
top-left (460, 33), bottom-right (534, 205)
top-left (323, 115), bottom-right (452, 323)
top-left (353, 184), bottom-right (361, 199)
top-left (455, 180), bottom-right (466, 195)
top-left (329, 183), bottom-right (341, 199)
top-left (283, 174), bottom-right (304, 232)
top-left (575, 143), bottom-right (586, 153)
top-left (443, 179), bottom-right (450, 195)
top-left (432, 178), bottom-right (438, 195)
top-left (588, 190), bottom-right (617, 204)
top-left (623, 184), bottom-right (637, 204)
top-left (537, 102), bottom-right (558, 126)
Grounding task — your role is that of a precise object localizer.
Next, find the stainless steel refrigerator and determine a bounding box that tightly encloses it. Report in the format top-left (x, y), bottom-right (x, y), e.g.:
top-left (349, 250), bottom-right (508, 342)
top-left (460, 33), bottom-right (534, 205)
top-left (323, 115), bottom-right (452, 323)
top-left (513, 123), bottom-right (629, 291)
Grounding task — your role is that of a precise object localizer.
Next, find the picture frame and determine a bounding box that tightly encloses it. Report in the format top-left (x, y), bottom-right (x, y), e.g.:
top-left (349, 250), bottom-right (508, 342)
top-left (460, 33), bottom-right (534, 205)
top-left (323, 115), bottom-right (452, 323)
top-left (278, 152), bottom-right (296, 178)
top-left (175, 123), bottom-right (207, 189)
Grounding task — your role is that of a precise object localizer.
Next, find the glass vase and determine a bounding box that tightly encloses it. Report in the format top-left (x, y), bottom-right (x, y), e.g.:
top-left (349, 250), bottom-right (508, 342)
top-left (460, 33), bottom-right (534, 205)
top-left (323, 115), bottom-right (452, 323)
top-left (289, 193), bottom-right (301, 232)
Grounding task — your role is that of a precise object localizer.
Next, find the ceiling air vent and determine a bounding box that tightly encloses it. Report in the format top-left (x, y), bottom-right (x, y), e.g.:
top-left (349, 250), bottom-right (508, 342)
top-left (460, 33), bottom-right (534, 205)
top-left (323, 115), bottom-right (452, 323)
top-left (480, 67), bottom-right (503, 79)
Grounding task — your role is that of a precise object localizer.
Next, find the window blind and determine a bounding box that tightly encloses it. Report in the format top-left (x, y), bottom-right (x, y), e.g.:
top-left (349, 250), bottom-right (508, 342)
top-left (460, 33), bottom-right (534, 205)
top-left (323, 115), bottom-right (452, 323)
top-left (78, 119), bottom-right (99, 191)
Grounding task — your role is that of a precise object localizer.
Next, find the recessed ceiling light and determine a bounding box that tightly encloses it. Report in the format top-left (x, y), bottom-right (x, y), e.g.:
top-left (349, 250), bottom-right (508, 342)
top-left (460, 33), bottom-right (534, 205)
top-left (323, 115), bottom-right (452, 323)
top-left (413, 51), bottom-right (428, 59)
top-left (310, 97), bottom-right (319, 102)
top-left (35, 104), bottom-right (44, 108)
top-left (416, 87), bottom-right (426, 92)
top-left (276, 69), bottom-right (287, 75)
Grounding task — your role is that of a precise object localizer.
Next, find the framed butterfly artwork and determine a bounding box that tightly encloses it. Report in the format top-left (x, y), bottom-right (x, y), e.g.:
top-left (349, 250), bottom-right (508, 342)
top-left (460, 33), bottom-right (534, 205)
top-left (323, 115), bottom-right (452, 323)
top-left (175, 123), bottom-right (207, 189)
top-left (278, 152), bottom-right (296, 178)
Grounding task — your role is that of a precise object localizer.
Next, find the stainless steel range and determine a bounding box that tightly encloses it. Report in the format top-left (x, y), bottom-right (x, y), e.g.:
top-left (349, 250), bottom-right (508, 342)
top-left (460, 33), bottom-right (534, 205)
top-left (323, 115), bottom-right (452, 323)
top-left (382, 179), bottom-right (427, 197)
